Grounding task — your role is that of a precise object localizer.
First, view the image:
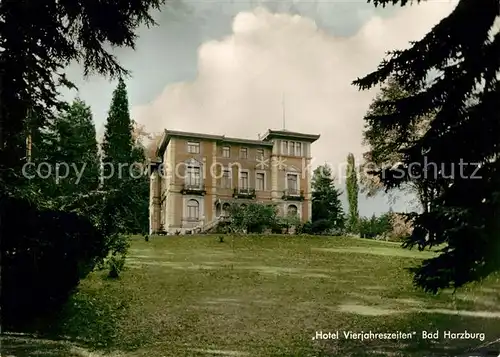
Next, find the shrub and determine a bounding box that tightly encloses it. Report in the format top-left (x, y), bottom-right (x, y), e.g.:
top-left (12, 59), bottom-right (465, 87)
top-left (279, 214), bottom-right (301, 234)
top-left (311, 219), bottom-right (333, 234)
top-left (107, 254), bottom-right (127, 279)
top-left (299, 219), bottom-right (344, 235)
top-left (358, 213), bottom-right (393, 239)
top-left (271, 224), bottom-right (283, 234)
top-left (107, 233), bottom-right (130, 256)
top-left (228, 203), bottom-right (277, 233)
top-left (0, 196), bottom-right (108, 330)
top-left (105, 234), bottom-right (130, 279)
top-left (297, 221), bottom-right (313, 234)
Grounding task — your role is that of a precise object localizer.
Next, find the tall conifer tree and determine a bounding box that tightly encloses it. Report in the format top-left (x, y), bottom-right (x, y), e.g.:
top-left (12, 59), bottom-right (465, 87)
top-left (346, 153), bottom-right (359, 232)
top-left (312, 164), bottom-right (345, 230)
top-left (102, 78), bottom-right (134, 188)
top-left (102, 79), bottom-right (148, 234)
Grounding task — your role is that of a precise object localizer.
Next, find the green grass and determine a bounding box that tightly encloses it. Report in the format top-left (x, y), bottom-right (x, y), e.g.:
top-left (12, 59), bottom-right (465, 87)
top-left (7, 235), bottom-right (500, 357)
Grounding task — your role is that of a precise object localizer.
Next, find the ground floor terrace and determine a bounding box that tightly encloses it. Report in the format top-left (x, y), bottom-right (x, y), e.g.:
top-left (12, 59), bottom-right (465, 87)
top-left (152, 190), bottom-right (309, 234)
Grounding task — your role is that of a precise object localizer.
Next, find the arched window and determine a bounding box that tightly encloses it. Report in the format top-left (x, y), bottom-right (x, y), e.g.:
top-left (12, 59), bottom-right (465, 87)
top-left (187, 199), bottom-right (200, 220)
top-left (222, 203), bottom-right (231, 215)
top-left (287, 204), bottom-right (298, 216)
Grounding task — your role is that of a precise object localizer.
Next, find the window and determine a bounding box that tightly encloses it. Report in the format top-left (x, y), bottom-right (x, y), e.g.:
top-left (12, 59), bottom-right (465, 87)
top-left (187, 199), bottom-right (200, 220)
top-left (295, 142), bottom-right (302, 156)
top-left (222, 203), bottom-right (231, 216)
top-left (282, 141), bottom-right (288, 155)
top-left (256, 149), bottom-right (264, 160)
top-left (287, 204), bottom-right (298, 216)
top-left (187, 141), bottom-right (200, 154)
top-left (222, 146), bottom-right (230, 158)
top-left (281, 141), bottom-right (302, 156)
top-left (256, 172), bottom-right (265, 191)
top-left (222, 169), bottom-right (231, 188)
top-left (239, 171), bottom-right (249, 189)
top-left (240, 147), bottom-right (248, 159)
top-left (287, 173), bottom-right (298, 192)
top-left (186, 166), bottom-right (201, 187)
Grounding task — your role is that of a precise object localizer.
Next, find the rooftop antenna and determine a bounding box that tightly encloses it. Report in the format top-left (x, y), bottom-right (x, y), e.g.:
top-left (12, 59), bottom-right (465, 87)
top-left (282, 92), bottom-right (286, 131)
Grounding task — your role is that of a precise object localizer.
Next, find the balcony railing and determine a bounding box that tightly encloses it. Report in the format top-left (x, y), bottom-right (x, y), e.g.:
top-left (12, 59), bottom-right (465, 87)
top-left (232, 187), bottom-right (256, 199)
top-left (282, 188), bottom-right (304, 201)
top-left (181, 182), bottom-right (206, 195)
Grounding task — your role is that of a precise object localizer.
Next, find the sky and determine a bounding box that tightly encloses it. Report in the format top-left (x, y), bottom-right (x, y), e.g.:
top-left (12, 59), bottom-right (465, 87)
top-left (64, 0), bottom-right (459, 216)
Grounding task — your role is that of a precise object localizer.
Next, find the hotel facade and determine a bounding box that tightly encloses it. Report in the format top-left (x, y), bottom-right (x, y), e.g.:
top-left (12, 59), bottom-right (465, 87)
top-left (149, 129), bottom-right (320, 234)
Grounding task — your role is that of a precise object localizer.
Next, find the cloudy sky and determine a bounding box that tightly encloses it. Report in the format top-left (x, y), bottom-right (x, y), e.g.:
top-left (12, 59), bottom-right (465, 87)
top-left (64, 0), bottom-right (459, 216)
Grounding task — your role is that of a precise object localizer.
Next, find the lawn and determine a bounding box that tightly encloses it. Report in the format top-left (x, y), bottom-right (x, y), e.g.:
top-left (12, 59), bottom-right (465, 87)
top-left (4, 235), bottom-right (500, 357)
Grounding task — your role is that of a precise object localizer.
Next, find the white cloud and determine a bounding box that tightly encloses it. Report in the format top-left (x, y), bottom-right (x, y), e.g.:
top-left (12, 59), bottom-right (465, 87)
top-left (132, 2), bottom-right (457, 180)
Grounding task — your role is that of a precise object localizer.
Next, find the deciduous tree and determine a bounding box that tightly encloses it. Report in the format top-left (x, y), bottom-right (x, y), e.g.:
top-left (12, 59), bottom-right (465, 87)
top-left (360, 77), bottom-right (438, 213)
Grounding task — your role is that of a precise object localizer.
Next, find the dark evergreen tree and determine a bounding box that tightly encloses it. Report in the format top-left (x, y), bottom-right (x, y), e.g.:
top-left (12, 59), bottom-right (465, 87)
top-left (102, 78), bottom-right (134, 188)
top-left (311, 164), bottom-right (345, 232)
top-left (40, 99), bottom-right (100, 200)
top-left (354, 0), bottom-right (500, 293)
top-left (23, 99), bottom-right (100, 211)
top-left (101, 80), bottom-right (149, 234)
top-left (60, 99), bottom-right (100, 194)
top-left (346, 153), bottom-right (360, 232)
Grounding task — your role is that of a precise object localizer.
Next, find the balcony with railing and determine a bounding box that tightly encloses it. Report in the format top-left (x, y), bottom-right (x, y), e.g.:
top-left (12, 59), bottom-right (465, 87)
top-left (181, 180), bottom-right (206, 195)
top-left (232, 187), bottom-right (256, 199)
top-left (282, 188), bottom-right (304, 201)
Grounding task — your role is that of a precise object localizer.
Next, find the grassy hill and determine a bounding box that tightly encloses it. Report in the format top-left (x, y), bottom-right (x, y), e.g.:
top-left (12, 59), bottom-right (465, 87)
top-left (3, 235), bottom-right (500, 356)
